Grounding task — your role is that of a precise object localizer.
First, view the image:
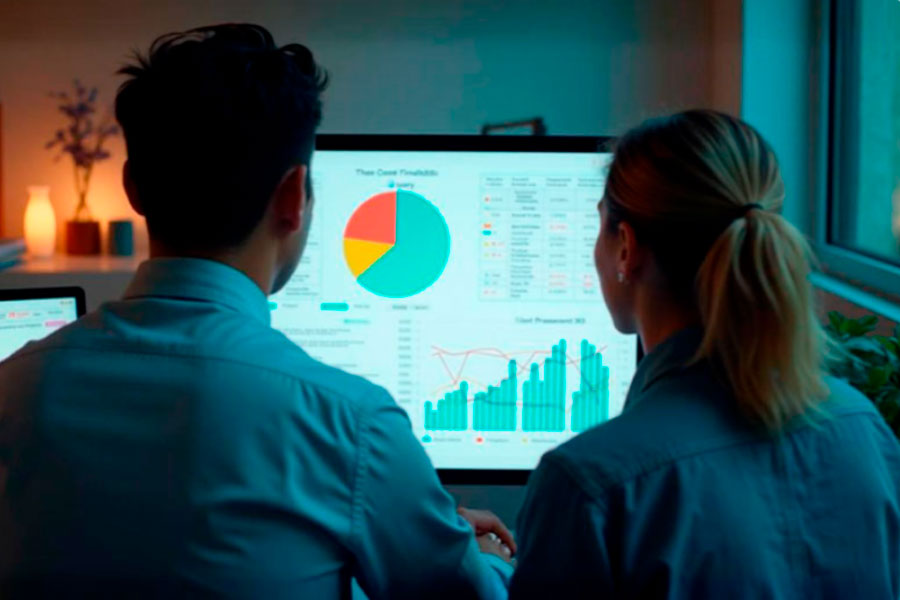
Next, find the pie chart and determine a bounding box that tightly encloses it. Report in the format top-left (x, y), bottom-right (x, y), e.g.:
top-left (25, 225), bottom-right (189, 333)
top-left (343, 189), bottom-right (451, 298)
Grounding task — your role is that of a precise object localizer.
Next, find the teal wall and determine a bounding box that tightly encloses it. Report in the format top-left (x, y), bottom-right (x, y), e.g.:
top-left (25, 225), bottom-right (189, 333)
top-left (0, 0), bottom-right (727, 242)
top-left (741, 0), bottom-right (819, 233)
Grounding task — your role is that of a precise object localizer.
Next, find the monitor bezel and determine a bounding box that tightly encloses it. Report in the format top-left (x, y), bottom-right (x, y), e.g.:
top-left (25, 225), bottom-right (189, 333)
top-left (0, 286), bottom-right (87, 317)
top-left (317, 134), bottom-right (613, 153)
top-left (316, 134), bottom-right (636, 487)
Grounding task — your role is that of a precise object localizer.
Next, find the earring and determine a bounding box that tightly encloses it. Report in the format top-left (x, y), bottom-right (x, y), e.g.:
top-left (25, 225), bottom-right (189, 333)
top-left (617, 271), bottom-right (626, 284)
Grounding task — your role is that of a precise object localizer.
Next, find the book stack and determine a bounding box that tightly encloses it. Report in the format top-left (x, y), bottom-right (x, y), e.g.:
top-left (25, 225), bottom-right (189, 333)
top-left (0, 238), bottom-right (25, 271)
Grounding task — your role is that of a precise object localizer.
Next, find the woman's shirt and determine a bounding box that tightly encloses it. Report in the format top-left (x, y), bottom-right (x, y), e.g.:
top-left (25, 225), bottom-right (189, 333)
top-left (510, 328), bottom-right (900, 599)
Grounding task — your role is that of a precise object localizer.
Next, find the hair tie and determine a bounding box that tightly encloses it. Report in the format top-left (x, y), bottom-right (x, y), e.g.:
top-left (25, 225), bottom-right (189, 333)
top-left (738, 203), bottom-right (764, 217)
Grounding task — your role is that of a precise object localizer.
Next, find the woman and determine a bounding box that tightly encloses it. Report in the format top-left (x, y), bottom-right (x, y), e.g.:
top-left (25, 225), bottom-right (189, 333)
top-left (509, 111), bottom-right (900, 598)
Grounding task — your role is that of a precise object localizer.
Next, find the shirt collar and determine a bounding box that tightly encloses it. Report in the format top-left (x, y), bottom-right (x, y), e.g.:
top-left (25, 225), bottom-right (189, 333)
top-left (625, 327), bottom-right (704, 410)
top-left (124, 257), bottom-right (271, 326)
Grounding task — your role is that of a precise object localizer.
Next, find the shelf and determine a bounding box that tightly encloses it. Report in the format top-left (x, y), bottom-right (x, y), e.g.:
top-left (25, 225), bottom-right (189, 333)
top-left (4, 254), bottom-right (144, 274)
top-left (0, 254), bottom-right (145, 311)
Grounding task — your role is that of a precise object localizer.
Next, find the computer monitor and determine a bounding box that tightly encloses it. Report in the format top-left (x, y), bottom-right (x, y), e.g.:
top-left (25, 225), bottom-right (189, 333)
top-left (0, 287), bottom-right (86, 362)
top-left (270, 135), bottom-right (639, 483)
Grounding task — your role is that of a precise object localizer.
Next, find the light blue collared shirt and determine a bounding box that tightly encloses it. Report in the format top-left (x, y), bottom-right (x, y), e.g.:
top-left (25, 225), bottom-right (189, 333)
top-left (511, 328), bottom-right (900, 599)
top-left (0, 258), bottom-right (511, 598)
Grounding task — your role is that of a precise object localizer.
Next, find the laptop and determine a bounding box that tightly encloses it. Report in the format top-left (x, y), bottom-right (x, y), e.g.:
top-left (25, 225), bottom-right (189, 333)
top-left (0, 287), bottom-right (86, 362)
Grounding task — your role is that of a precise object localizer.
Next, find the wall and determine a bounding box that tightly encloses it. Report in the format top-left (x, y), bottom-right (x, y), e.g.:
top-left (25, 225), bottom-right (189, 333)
top-left (741, 0), bottom-right (822, 231)
top-left (0, 0), bottom-right (740, 253)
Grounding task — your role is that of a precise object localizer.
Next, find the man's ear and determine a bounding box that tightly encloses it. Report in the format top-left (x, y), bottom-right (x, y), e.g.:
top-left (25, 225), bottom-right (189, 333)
top-left (123, 160), bottom-right (144, 216)
top-left (270, 164), bottom-right (308, 235)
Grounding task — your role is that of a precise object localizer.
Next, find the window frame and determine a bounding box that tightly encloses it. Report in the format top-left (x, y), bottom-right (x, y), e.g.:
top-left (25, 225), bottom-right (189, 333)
top-left (814, 0), bottom-right (900, 299)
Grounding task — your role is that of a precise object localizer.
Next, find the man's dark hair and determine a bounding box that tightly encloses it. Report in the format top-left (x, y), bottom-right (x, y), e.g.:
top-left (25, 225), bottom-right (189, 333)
top-left (115, 23), bottom-right (327, 251)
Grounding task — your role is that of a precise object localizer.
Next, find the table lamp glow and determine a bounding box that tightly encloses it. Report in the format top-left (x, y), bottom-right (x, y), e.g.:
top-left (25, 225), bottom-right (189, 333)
top-left (24, 186), bottom-right (57, 258)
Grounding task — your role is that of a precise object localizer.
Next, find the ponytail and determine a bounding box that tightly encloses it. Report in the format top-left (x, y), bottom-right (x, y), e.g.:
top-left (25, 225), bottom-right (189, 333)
top-left (695, 208), bottom-right (828, 428)
top-left (605, 110), bottom-right (828, 429)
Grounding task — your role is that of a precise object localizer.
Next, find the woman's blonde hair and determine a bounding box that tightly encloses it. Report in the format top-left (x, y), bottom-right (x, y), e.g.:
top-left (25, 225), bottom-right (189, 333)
top-left (604, 110), bottom-right (828, 429)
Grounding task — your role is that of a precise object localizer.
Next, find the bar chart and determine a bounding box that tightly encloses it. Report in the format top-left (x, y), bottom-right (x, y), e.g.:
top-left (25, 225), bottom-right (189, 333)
top-left (472, 361), bottom-right (518, 431)
top-left (424, 381), bottom-right (468, 431)
top-left (522, 340), bottom-right (567, 432)
top-left (571, 340), bottom-right (610, 432)
top-left (423, 338), bottom-right (611, 433)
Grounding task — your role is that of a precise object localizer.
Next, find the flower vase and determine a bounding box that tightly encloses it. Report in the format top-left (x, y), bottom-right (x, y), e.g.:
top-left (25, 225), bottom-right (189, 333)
top-left (65, 194), bottom-right (101, 255)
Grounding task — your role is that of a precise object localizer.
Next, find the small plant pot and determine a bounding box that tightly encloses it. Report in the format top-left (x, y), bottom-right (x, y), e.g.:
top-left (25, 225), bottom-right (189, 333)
top-left (65, 220), bottom-right (101, 255)
top-left (108, 220), bottom-right (134, 256)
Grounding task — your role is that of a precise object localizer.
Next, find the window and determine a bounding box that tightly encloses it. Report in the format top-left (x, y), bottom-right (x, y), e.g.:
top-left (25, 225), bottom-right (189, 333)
top-left (826, 0), bottom-right (900, 295)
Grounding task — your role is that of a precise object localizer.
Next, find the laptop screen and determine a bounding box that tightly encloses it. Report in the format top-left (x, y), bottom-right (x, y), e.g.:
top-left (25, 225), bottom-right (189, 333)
top-left (0, 291), bottom-right (83, 361)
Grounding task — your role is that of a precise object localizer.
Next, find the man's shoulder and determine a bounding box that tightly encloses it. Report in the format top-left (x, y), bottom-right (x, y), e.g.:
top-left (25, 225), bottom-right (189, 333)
top-left (0, 301), bottom-right (394, 417)
top-left (257, 325), bottom-right (393, 410)
top-left (144, 304), bottom-right (396, 414)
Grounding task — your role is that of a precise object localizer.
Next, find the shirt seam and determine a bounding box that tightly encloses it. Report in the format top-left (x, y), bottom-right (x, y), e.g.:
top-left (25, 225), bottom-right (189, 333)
top-left (540, 453), bottom-right (612, 512)
top-left (549, 409), bottom-right (884, 502)
top-left (1, 343), bottom-right (366, 408)
top-left (122, 293), bottom-right (270, 326)
top-left (347, 397), bottom-right (374, 588)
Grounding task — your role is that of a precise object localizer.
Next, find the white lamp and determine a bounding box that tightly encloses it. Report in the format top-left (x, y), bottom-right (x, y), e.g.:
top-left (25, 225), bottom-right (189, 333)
top-left (24, 186), bottom-right (57, 258)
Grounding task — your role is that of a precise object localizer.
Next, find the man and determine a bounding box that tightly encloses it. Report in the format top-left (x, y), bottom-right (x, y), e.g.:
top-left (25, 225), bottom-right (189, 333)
top-left (0, 24), bottom-right (513, 598)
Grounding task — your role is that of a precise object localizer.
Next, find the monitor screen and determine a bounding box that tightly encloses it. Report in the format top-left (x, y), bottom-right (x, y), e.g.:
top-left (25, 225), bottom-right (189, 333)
top-left (270, 136), bottom-right (639, 473)
top-left (0, 294), bottom-right (81, 361)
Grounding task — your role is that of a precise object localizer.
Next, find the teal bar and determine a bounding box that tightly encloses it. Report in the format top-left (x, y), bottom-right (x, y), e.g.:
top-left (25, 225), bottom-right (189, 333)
top-left (557, 340), bottom-right (567, 422)
top-left (545, 355), bottom-right (553, 427)
top-left (479, 392), bottom-right (485, 430)
top-left (320, 302), bottom-right (350, 312)
top-left (453, 388), bottom-right (458, 429)
top-left (539, 360), bottom-right (545, 432)
top-left (557, 340), bottom-right (567, 430)
top-left (601, 366), bottom-right (610, 421)
top-left (484, 385), bottom-right (497, 431)
top-left (522, 382), bottom-right (530, 430)
top-left (460, 381), bottom-right (469, 430)
top-left (543, 378), bottom-right (549, 430)
top-left (474, 392), bottom-right (483, 430)
top-left (473, 392), bottom-right (479, 429)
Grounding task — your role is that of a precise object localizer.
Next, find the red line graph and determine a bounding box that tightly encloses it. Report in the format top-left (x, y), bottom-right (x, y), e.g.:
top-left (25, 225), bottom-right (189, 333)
top-left (430, 343), bottom-right (608, 396)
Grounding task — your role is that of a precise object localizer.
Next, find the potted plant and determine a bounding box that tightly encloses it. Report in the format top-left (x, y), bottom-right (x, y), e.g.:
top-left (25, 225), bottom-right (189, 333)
top-left (826, 311), bottom-right (900, 439)
top-left (46, 80), bottom-right (118, 255)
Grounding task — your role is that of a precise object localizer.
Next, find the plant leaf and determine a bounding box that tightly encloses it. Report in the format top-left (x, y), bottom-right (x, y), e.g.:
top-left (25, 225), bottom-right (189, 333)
top-left (876, 389), bottom-right (900, 430)
top-left (868, 366), bottom-right (892, 390)
top-left (847, 315), bottom-right (879, 336)
top-left (827, 311), bottom-right (844, 334)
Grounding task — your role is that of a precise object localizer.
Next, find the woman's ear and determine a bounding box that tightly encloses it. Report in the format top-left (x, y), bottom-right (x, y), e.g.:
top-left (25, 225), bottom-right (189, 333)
top-left (617, 220), bottom-right (642, 281)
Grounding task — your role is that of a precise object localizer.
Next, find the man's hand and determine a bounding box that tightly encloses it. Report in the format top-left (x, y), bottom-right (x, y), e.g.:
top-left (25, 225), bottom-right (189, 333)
top-left (458, 507), bottom-right (517, 556)
top-left (476, 533), bottom-right (514, 564)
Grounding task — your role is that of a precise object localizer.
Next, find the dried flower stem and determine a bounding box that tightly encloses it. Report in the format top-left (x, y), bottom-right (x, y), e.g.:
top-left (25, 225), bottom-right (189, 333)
top-left (46, 79), bottom-right (118, 221)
